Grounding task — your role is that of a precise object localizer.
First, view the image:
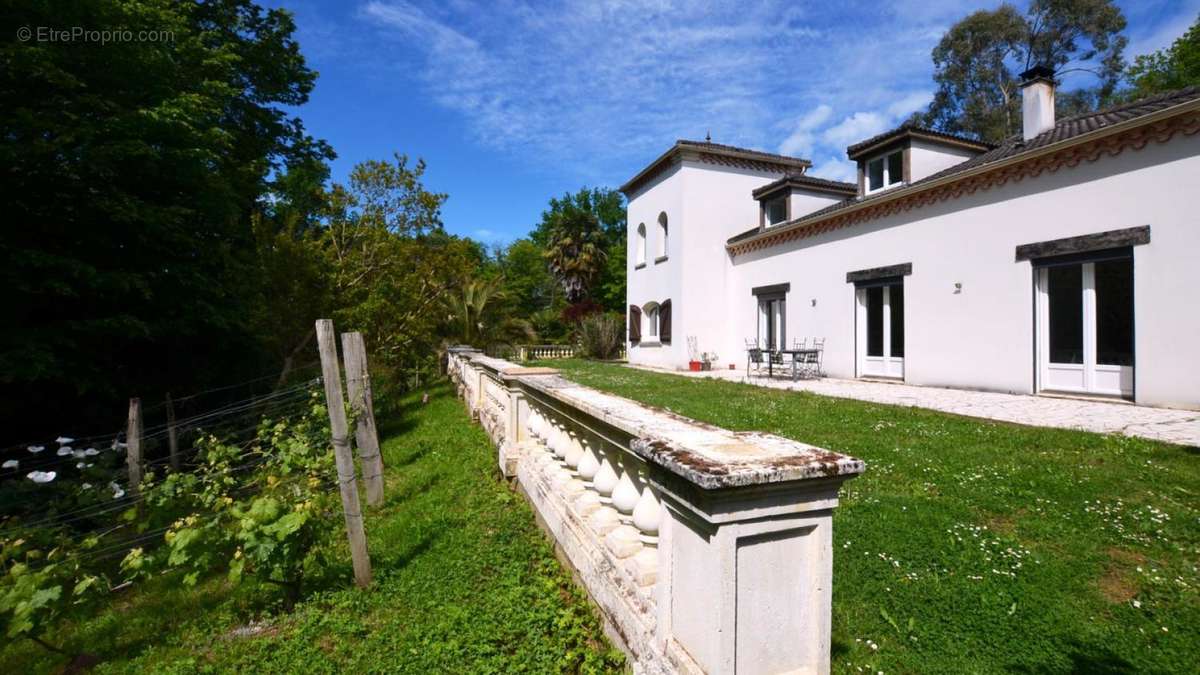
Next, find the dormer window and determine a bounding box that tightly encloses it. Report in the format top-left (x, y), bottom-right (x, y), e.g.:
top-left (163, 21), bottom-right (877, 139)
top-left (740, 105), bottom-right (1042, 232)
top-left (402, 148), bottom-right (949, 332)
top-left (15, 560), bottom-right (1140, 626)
top-left (765, 197), bottom-right (788, 226)
top-left (866, 150), bottom-right (904, 194)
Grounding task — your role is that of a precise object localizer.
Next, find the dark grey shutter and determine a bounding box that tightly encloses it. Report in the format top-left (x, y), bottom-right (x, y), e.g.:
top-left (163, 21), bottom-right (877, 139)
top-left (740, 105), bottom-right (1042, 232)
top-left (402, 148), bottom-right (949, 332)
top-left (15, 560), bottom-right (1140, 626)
top-left (659, 299), bottom-right (672, 343)
top-left (629, 304), bottom-right (641, 342)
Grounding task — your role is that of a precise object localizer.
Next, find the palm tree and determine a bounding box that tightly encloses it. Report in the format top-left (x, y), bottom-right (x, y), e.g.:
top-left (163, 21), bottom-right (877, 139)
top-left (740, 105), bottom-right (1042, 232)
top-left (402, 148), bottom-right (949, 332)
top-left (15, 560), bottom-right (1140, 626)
top-left (442, 276), bottom-right (536, 348)
top-left (543, 205), bottom-right (607, 304)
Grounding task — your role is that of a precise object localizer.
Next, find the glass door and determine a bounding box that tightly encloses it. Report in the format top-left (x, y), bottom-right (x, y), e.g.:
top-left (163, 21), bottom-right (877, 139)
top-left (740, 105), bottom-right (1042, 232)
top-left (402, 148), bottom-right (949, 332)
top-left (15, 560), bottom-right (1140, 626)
top-left (757, 296), bottom-right (785, 349)
top-left (856, 282), bottom-right (904, 378)
top-left (1036, 258), bottom-right (1133, 397)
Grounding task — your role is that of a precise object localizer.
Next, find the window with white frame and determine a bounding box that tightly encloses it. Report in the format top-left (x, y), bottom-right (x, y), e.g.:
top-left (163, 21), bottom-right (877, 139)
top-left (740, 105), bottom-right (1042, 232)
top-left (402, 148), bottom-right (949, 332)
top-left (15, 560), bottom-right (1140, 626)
top-left (635, 223), bottom-right (647, 266)
top-left (866, 150), bottom-right (904, 193)
top-left (643, 301), bottom-right (660, 340)
top-left (657, 212), bottom-right (668, 260)
top-left (756, 295), bottom-right (785, 349)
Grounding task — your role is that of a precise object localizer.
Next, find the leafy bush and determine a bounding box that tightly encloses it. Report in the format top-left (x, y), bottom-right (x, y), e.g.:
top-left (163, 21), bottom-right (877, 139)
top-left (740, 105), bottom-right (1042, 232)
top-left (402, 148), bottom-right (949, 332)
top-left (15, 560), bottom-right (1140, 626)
top-left (576, 313), bottom-right (624, 360)
top-left (126, 393), bottom-right (338, 608)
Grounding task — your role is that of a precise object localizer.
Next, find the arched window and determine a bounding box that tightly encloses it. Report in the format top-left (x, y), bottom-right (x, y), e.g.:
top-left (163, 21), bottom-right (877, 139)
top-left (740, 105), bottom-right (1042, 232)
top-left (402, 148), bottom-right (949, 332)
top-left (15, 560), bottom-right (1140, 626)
top-left (636, 223), bottom-right (647, 267)
top-left (657, 212), bottom-right (668, 260)
top-left (642, 301), bottom-right (660, 339)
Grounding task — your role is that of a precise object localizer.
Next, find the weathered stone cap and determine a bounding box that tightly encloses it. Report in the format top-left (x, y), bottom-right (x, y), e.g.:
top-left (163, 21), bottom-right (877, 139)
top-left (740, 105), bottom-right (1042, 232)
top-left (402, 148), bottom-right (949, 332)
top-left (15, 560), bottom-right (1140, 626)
top-left (520, 375), bottom-right (865, 490)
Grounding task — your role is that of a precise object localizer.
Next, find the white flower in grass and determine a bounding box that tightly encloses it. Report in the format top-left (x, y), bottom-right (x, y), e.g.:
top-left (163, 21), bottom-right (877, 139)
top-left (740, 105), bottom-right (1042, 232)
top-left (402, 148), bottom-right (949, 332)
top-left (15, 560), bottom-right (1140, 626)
top-left (2, 459), bottom-right (18, 469)
top-left (56, 436), bottom-right (74, 444)
top-left (83, 448), bottom-right (99, 456)
top-left (81, 483), bottom-right (92, 490)
top-left (56, 447), bottom-right (73, 456)
top-left (27, 445), bottom-right (44, 453)
top-left (109, 482), bottom-right (125, 499)
top-left (27, 470), bottom-right (56, 483)
top-left (111, 440), bottom-right (127, 451)
top-left (73, 450), bottom-right (86, 459)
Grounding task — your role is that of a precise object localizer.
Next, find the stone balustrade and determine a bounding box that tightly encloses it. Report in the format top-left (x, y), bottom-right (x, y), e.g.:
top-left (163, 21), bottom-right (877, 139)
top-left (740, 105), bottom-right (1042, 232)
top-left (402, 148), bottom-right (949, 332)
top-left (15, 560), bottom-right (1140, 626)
top-left (447, 347), bottom-right (865, 675)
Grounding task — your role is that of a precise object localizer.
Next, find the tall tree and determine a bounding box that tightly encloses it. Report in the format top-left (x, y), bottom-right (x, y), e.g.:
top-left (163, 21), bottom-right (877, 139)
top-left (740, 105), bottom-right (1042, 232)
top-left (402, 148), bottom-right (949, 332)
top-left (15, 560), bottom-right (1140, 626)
top-left (0, 0), bottom-right (332, 440)
top-left (534, 187), bottom-right (626, 313)
top-left (543, 205), bottom-right (607, 306)
top-left (1125, 14), bottom-right (1200, 98)
top-left (917, 0), bottom-right (1127, 142)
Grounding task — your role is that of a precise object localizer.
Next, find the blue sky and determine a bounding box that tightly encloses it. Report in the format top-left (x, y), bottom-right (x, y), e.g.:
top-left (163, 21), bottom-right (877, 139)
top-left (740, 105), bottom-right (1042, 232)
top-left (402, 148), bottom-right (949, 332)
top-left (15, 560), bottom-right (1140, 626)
top-left (266, 0), bottom-right (1199, 246)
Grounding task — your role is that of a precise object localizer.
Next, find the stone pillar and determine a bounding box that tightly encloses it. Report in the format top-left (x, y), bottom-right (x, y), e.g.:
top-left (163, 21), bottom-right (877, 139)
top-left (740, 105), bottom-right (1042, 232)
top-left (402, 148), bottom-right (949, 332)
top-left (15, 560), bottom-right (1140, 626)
top-left (652, 473), bottom-right (849, 675)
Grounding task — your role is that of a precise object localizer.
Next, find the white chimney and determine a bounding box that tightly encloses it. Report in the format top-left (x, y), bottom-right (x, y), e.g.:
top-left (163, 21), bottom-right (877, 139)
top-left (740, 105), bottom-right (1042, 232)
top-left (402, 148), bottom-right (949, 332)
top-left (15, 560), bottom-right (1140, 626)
top-left (1020, 65), bottom-right (1056, 141)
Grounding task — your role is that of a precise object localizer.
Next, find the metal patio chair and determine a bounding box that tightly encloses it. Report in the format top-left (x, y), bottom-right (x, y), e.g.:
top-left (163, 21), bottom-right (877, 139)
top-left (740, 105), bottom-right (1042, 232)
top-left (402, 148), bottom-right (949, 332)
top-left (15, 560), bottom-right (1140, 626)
top-left (746, 347), bottom-right (765, 378)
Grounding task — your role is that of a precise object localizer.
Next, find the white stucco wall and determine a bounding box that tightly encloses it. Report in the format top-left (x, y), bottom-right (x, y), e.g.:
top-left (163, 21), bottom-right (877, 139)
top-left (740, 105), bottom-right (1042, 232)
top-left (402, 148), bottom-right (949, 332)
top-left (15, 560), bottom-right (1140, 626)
top-left (787, 188), bottom-right (846, 222)
top-left (626, 163), bottom-right (684, 368)
top-left (908, 139), bottom-right (981, 182)
top-left (626, 158), bottom-right (785, 368)
top-left (726, 134), bottom-right (1200, 409)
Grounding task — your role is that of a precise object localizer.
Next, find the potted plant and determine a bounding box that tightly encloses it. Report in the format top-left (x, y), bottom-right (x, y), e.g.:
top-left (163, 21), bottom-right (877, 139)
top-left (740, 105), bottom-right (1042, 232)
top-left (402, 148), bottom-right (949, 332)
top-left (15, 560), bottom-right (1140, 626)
top-left (688, 359), bottom-right (703, 371)
top-left (701, 351), bottom-right (718, 371)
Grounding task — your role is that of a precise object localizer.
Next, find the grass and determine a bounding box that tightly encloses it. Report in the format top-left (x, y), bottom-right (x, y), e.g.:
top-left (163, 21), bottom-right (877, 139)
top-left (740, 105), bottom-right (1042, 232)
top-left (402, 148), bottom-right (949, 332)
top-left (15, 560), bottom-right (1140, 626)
top-left (0, 384), bottom-right (623, 673)
top-left (543, 359), bottom-right (1199, 674)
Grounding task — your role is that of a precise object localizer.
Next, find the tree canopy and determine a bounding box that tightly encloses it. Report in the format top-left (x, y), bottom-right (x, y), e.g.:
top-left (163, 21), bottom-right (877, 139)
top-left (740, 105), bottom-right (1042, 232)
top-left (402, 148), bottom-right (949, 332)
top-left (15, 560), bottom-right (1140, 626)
top-left (917, 0), bottom-right (1127, 142)
top-left (1125, 13), bottom-right (1200, 99)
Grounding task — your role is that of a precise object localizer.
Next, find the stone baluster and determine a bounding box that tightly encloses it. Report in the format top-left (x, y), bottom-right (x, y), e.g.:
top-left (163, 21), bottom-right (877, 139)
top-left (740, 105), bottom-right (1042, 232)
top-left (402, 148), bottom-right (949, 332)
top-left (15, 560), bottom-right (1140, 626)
top-left (573, 433), bottom-right (603, 517)
top-left (588, 441), bottom-right (622, 535)
top-left (604, 452), bottom-right (645, 559)
top-left (627, 465), bottom-right (662, 587)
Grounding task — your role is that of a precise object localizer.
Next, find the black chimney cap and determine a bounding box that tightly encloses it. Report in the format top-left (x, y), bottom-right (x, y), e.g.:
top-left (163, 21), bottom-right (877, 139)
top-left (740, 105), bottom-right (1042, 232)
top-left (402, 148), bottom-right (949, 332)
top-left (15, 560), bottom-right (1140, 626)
top-left (1019, 65), bottom-right (1055, 84)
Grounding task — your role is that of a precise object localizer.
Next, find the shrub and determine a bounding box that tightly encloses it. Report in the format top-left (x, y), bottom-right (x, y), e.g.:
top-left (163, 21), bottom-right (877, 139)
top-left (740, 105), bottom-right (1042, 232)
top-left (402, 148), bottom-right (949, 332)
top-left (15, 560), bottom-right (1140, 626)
top-left (576, 313), bottom-right (624, 360)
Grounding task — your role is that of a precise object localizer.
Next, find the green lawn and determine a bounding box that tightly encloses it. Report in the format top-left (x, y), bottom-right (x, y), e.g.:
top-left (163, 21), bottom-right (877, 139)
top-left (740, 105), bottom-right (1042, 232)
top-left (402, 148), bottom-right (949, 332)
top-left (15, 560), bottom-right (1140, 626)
top-left (1, 384), bottom-right (622, 674)
top-left (544, 359), bottom-right (1200, 674)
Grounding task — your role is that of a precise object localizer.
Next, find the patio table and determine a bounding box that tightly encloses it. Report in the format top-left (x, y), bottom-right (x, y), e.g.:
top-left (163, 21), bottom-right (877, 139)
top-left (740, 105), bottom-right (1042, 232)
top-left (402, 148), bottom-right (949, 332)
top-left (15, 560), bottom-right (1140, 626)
top-left (754, 348), bottom-right (822, 381)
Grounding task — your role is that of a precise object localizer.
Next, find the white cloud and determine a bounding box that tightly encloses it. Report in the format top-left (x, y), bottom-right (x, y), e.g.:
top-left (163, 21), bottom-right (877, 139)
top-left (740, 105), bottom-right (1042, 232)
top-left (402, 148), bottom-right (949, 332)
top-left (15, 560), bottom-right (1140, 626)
top-left (822, 112), bottom-right (890, 148)
top-left (778, 104), bottom-right (833, 157)
top-left (810, 155), bottom-right (857, 183)
top-left (887, 91), bottom-right (933, 119)
top-left (355, 0), bottom-right (972, 182)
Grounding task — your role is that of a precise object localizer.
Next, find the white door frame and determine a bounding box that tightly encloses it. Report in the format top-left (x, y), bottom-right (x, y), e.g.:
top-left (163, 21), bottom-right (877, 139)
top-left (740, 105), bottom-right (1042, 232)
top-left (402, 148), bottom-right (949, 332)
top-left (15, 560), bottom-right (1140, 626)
top-left (856, 283), bottom-right (904, 379)
top-left (1035, 261), bottom-right (1133, 397)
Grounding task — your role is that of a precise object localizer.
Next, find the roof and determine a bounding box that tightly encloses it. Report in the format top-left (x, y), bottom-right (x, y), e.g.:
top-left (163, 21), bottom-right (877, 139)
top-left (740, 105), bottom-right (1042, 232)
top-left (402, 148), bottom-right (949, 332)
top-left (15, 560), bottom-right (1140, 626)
top-left (728, 86), bottom-right (1200, 254)
top-left (751, 173), bottom-right (857, 200)
top-left (846, 122), bottom-right (996, 161)
top-left (621, 139), bottom-right (810, 195)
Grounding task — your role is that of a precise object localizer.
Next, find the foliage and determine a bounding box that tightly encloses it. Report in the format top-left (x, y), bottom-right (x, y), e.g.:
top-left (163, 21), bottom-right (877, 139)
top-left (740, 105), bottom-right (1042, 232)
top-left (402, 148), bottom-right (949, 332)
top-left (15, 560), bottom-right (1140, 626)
top-left (543, 204), bottom-right (608, 305)
top-left (916, 0), bottom-right (1128, 142)
top-left (0, 534), bottom-right (103, 649)
top-left (0, 386), bottom-right (622, 673)
top-left (534, 188), bottom-right (627, 313)
top-left (576, 313), bottom-right (625, 360)
top-left (549, 359), bottom-right (1200, 674)
top-left (125, 395), bottom-right (337, 608)
top-left (0, 0), bottom-right (333, 440)
top-left (440, 276), bottom-right (537, 349)
top-left (1125, 14), bottom-right (1200, 99)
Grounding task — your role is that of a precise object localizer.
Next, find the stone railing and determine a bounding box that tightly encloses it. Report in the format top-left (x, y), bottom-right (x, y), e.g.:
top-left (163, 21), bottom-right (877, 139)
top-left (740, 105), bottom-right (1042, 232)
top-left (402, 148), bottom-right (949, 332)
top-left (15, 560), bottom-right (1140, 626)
top-left (483, 344), bottom-right (628, 362)
top-left (447, 347), bottom-right (864, 675)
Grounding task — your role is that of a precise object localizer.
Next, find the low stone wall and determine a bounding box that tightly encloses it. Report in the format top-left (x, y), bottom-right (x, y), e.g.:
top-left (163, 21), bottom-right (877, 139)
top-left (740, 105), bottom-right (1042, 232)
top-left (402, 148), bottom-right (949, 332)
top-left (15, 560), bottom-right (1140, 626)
top-left (447, 347), bottom-right (865, 675)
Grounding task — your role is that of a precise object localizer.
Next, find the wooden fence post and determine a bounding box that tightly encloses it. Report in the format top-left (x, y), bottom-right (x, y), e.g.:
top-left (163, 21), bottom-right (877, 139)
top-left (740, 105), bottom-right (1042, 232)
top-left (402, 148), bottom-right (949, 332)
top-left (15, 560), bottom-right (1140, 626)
top-left (166, 392), bottom-right (180, 472)
top-left (315, 319), bottom-right (372, 588)
top-left (126, 398), bottom-right (143, 497)
top-left (341, 331), bottom-right (384, 507)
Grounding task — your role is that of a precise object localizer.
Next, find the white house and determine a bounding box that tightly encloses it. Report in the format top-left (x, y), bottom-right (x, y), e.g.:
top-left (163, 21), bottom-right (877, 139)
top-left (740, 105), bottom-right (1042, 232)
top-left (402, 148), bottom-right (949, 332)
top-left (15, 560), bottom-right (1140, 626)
top-left (623, 69), bottom-right (1200, 410)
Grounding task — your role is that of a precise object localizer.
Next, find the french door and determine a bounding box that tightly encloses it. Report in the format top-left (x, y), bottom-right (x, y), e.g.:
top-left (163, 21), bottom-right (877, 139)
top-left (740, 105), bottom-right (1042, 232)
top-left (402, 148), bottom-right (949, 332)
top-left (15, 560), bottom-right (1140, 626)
top-left (758, 296), bottom-right (785, 349)
top-left (856, 282), bottom-right (904, 378)
top-left (1036, 257), bottom-right (1133, 397)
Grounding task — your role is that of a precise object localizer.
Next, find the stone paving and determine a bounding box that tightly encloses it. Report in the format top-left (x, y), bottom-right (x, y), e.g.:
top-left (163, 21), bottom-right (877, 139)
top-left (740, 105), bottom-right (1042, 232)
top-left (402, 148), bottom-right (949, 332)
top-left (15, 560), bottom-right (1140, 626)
top-left (627, 365), bottom-right (1200, 447)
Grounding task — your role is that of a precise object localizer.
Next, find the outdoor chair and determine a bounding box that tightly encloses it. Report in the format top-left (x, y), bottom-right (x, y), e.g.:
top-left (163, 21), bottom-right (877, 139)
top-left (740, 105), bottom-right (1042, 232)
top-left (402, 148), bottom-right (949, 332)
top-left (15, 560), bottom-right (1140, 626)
top-left (792, 338), bottom-right (807, 350)
top-left (746, 348), bottom-right (765, 377)
top-left (801, 337), bottom-right (825, 378)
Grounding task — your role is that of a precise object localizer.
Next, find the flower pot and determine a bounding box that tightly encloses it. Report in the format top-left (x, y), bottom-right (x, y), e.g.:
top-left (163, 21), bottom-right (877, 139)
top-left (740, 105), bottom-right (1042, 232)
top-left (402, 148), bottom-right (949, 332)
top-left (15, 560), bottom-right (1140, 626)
top-left (701, 362), bottom-right (712, 371)
top-left (688, 361), bottom-right (702, 371)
